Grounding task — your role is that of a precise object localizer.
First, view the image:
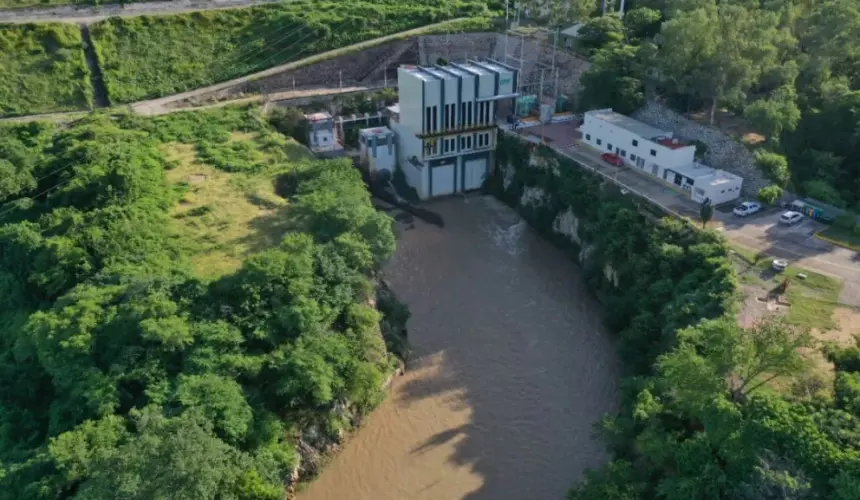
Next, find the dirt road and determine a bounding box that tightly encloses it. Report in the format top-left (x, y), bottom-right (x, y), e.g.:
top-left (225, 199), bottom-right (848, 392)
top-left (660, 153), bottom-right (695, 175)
top-left (0, 0), bottom-right (277, 24)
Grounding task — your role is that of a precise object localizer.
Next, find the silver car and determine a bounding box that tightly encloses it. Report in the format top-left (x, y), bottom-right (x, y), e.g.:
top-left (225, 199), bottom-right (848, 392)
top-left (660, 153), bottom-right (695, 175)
top-left (779, 211), bottom-right (803, 225)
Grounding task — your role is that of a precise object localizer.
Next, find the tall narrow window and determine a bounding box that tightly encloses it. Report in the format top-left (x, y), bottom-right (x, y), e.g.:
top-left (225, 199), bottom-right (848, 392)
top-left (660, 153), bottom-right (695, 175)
top-left (432, 106), bottom-right (438, 132)
top-left (425, 107), bottom-right (431, 133)
top-left (461, 103), bottom-right (466, 128)
top-left (468, 103), bottom-right (473, 126)
top-left (444, 104), bottom-right (449, 130)
top-left (485, 102), bottom-right (491, 124)
top-left (450, 105), bottom-right (456, 129)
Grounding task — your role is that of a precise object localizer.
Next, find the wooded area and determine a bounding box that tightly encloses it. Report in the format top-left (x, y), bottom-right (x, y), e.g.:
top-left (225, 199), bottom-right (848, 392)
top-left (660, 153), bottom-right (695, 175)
top-left (0, 107), bottom-right (401, 498)
top-left (493, 129), bottom-right (860, 498)
top-left (577, 0), bottom-right (860, 213)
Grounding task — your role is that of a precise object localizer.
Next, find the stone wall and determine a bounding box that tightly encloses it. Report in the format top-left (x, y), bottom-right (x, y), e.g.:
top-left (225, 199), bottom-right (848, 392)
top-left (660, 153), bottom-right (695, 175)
top-left (632, 101), bottom-right (768, 195)
top-left (173, 32), bottom-right (590, 114)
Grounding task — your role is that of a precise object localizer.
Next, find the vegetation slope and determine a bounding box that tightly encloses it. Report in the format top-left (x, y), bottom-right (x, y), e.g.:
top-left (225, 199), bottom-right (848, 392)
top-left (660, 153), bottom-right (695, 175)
top-left (493, 131), bottom-right (860, 498)
top-left (89, 0), bottom-right (494, 103)
top-left (0, 23), bottom-right (92, 117)
top-left (0, 106), bottom-right (400, 499)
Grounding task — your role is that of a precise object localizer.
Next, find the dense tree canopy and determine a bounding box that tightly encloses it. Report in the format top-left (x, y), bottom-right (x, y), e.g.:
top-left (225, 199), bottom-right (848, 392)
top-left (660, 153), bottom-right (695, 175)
top-left (578, 0), bottom-right (860, 209)
top-left (0, 107), bottom-right (398, 498)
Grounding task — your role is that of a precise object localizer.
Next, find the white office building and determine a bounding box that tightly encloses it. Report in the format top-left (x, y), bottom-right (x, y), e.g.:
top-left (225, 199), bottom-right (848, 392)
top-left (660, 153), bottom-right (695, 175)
top-left (580, 108), bottom-right (743, 204)
top-left (389, 60), bottom-right (519, 199)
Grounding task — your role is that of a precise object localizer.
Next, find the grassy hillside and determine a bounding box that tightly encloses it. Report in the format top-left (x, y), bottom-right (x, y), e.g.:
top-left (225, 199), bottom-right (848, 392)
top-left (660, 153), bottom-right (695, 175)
top-left (0, 23), bottom-right (92, 117)
top-left (90, 0), bottom-right (493, 103)
top-left (0, 105), bottom-right (400, 497)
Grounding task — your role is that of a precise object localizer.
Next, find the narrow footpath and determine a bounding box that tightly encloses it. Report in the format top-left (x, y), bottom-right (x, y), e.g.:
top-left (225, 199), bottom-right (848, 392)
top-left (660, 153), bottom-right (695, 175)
top-left (0, 0), bottom-right (278, 24)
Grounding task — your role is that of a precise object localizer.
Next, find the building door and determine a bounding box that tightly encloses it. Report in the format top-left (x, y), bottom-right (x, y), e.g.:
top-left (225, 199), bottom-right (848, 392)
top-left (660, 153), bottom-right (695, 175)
top-left (431, 163), bottom-right (456, 197)
top-left (636, 157), bottom-right (645, 169)
top-left (464, 158), bottom-right (487, 191)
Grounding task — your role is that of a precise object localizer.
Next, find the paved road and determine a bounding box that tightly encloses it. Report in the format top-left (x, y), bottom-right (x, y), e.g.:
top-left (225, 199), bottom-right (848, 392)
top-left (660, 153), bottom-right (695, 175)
top-left (715, 210), bottom-right (860, 306)
top-left (0, 0), bottom-right (277, 24)
top-left (543, 136), bottom-right (860, 306)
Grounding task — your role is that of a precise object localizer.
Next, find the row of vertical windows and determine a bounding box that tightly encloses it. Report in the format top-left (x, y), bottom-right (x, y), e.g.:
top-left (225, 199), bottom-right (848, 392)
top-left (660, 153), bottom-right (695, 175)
top-left (425, 105), bottom-right (439, 133)
top-left (427, 101), bottom-right (495, 133)
top-left (427, 132), bottom-right (491, 156)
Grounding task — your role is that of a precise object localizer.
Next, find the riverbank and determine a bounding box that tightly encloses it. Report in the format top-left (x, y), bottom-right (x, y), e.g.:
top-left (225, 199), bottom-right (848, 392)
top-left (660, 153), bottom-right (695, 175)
top-left (298, 195), bottom-right (620, 500)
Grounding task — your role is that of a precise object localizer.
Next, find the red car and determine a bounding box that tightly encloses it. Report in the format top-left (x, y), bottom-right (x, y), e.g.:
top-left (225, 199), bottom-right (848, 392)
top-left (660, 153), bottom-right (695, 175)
top-left (601, 153), bottom-right (623, 166)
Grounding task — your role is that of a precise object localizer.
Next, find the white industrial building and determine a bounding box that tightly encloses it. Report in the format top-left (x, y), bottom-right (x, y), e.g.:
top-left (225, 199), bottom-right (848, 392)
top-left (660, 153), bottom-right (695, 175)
top-left (389, 60), bottom-right (519, 199)
top-left (358, 126), bottom-right (396, 175)
top-left (580, 109), bottom-right (743, 204)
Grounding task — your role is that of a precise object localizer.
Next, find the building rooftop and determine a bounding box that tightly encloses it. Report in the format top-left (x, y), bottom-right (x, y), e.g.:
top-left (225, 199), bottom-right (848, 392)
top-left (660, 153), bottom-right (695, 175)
top-left (669, 161), bottom-right (742, 183)
top-left (400, 65), bottom-right (435, 81)
top-left (437, 65), bottom-right (469, 78)
top-left (586, 109), bottom-right (667, 141)
top-left (305, 111), bottom-right (333, 121)
top-left (656, 137), bottom-right (689, 150)
top-left (456, 62), bottom-right (489, 75)
top-left (360, 126), bottom-right (393, 137)
top-left (422, 67), bottom-right (453, 80)
top-left (561, 23), bottom-right (584, 37)
top-left (473, 60), bottom-right (507, 73)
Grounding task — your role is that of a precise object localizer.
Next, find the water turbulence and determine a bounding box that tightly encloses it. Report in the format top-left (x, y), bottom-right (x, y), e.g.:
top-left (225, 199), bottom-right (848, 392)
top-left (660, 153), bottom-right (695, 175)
top-left (298, 196), bottom-right (620, 500)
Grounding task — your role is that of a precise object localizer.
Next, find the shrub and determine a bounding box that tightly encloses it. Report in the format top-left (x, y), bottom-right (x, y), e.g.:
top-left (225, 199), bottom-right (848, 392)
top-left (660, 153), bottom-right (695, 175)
top-left (754, 150), bottom-right (789, 187)
top-left (834, 213), bottom-right (857, 231)
top-left (757, 185), bottom-right (783, 205)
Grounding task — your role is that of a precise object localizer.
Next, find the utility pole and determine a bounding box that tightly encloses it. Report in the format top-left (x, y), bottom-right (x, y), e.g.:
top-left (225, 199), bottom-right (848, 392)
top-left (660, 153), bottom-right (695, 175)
top-left (339, 70), bottom-right (343, 89)
top-left (600, 0), bottom-right (607, 16)
top-left (504, 0), bottom-right (509, 62)
top-left (618, 0), bottom-right (625, 18)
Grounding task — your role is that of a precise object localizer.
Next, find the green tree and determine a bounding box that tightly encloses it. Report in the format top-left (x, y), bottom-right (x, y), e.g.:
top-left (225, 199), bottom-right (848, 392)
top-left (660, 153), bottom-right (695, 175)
top-left (699, 198), bottom-right (713, 228)
top-left (755, 150), bottom-right (790, 187)
top-left (623, 7), bottom-right (662, 40)
top-left (75, 408), bottom-right (246, 500)
top-left (744, 85), bottom-right (801, 141)
top-left (578, 16), bottom-right (625, 53)
top-left (757, 185), bottom-right (784, 205)
top-left (579, 43), bottom-right (647, 114)
top-left (659, 4), bottom-right (780, 123)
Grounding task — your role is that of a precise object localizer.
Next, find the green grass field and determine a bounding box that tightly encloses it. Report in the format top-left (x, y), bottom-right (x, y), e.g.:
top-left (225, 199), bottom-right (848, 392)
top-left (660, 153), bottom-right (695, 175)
top-left (0, 23), bottom-right (92, 117)
top-left (90, 0), bottom-right (493, 103)
top-left (731, 244), bottom-right (844, 330)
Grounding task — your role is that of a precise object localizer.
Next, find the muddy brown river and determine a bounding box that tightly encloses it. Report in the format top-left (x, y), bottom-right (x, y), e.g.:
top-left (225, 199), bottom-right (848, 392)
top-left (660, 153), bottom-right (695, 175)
top-left (299, 196), bottom-right (620, 500)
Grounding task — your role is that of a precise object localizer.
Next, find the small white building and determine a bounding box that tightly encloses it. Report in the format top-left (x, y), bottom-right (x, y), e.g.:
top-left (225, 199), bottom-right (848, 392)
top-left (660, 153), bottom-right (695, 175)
top-left (305, 111), bottom-right (343, 157)
top-left (580, 108), bottom-right (743, 204)
top-left (389, 60), bottom-right (519, 199)
top-left (358, 126), bottom-right (396, 174)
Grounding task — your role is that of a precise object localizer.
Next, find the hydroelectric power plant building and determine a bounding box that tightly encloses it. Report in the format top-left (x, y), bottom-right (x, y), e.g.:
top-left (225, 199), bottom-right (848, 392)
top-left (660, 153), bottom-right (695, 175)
top-left (389, 60), bottom-right (519, 199)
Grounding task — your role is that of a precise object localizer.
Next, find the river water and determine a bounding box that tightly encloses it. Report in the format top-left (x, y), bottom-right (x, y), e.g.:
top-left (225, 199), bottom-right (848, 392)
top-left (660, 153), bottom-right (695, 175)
top-left (298, 196), bottom-right (620, 500)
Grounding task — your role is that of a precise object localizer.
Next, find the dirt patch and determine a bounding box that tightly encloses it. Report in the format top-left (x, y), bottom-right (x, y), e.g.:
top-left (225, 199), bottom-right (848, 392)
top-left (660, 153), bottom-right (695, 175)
top-left (686, 108), bottom-right (767, 145)
top-left (189, 174), bottom-right (207, 184)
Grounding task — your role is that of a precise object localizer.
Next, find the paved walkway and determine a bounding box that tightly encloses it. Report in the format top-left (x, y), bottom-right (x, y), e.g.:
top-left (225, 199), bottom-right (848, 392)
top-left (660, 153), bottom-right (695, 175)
top-left (0, 0), bottom-right (277, 24)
